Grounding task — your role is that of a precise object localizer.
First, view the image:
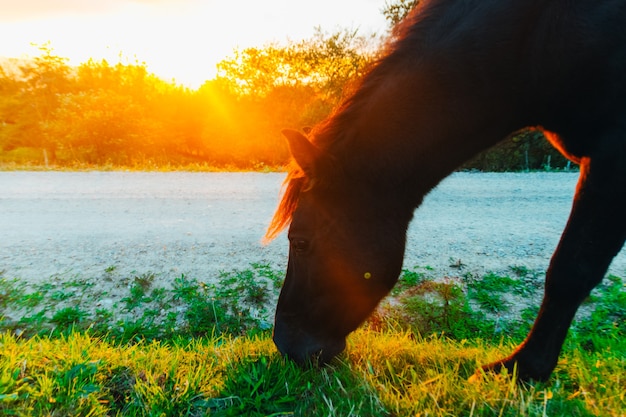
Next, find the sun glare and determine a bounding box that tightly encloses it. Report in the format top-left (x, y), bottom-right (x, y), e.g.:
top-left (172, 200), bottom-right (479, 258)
top-left (0, 1), bottom-right (388, 88)
top-left (0, 2), bottom-right (264, 88)
top-left (0, 0), bottom-right (388, 169)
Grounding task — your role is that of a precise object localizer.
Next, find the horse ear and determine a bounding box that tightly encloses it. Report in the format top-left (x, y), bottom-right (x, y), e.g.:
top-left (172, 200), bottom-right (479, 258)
top-left (282, 129), bottom-right (322, 178)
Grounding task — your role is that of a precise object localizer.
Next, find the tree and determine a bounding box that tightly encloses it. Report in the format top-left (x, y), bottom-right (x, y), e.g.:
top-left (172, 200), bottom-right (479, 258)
top-left (216, 27), bottom-right (377, 105)
top-left (212, 27), bottom-right (379, 163)
top-left (6, 43), bottom-right (74, 164)
top-left (0, 63), bottom-right (23, 153)
top-left (69, 59), bottom-right (172, 163)
top-left (382, 0), bottom-right (420, 28)
top-left (49, 89), bottom-right (149, 164)
top-left (285, 27), bottom-right (377, 103)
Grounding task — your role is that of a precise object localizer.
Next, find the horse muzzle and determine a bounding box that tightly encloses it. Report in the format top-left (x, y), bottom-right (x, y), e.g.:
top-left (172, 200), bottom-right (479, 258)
top-left (273, 313), bottom-right (346, 366)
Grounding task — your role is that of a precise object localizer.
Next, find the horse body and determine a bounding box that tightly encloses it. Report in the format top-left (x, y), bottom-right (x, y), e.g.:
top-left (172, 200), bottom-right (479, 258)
top-left (268, 0), bottom-right (626, 381)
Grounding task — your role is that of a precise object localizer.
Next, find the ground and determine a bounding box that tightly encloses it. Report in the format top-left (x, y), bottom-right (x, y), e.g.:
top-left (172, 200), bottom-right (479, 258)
top-left (1, 171), bottom-right (625, 292)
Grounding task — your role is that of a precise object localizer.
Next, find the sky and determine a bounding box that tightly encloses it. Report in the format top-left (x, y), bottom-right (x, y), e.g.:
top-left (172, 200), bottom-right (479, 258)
top-left (0, 0), bottom-right (390, 88)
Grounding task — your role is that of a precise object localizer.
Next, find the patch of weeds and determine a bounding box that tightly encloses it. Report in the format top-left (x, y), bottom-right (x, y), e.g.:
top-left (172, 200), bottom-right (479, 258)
top-left (150, 287), bottom-right (167, 304)
top-left (171, 274), bottom-right (197, 300)
top-left (389, 279), bottom-right (495, 341)
top-left (216, 267), bottom-right (272, 307)
top-left (41, 278), bottom-right (96, 305)
top-left (461, 272), bottom-right (545, 339)
top-left (31, 283), bottom-right (54, 301)
top-left (0, 277), bottom-right (23, 308)
top-left (509, 266), bottom-right (544, 295)
top-left (572, 275), bottom-right (626, 352)
top-left (141, 308), bottom-right (162, 321)
top-left (134, 273), bottom-right (155, 291)
top-left (250, 262), bottom-right (284, 290)
top-left (381, 269), bottom-right (548, 342)
top-left (473, 289), bottom-right (508, 313)
top-left (392, 267), bottom-right (429, 296)
top-left (89, 309), bottom-right (114, 335)
top-left (172, 275), bottom-right (218, 336)
top-left (0, 264), bottom-right (281, 342)
top-left (108, 317), bottom-right (161, 344)
top-left (173, 275), bottom-right (249, 337)
top-left (475, 272), bottom-right (520, 293)
top-left (168, 265), bottom-right (281, 338)
top-left (509, 265), bottom-right (532, 277)
top-left (17, 292), bottom-right (45, 308)
top-left (162, 312), bottom-right (179, 334)
top-left (17, 311), bottom-right (48, 335)
top-left (122, 273), bottom-right (156, 310)
top-left (50, 289), bottom-right (75, 302)
top-left (466, 272), bottom-right (540, 313)
top-left (123, 284), bottom-right (149, 310)
top-left (51, 307), bottom-right (88, 333)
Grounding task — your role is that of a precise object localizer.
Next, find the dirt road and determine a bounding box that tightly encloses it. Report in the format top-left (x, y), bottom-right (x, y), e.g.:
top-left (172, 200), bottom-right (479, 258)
top-left (1, 171), bottom-right (625, 287)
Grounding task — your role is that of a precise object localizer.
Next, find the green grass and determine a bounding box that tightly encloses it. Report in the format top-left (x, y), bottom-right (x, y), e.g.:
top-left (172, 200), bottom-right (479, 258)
top-left (0, 265), bottom-right (624, 416)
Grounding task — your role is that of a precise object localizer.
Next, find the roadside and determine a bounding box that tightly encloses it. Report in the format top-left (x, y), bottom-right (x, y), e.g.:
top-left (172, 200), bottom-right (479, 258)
top-left (3, 171), bottom-right (625, 285)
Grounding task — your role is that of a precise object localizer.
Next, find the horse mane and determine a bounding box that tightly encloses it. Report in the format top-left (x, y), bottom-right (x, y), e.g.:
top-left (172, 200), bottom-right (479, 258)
top-left (264, 163), bottom-right (307, 241)
top-left (264, 5), bottom-right (426, 242)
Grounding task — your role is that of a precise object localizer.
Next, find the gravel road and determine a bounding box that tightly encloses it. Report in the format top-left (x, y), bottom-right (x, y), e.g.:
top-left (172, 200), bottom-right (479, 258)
top-left (1, 171), bottom-right (625, 288)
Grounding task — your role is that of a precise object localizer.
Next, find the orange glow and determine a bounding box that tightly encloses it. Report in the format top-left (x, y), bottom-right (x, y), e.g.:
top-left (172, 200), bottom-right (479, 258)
top-left (542, 129), bottom-right (581, 165)
top-left (0, 1), bottom-right (386, 167)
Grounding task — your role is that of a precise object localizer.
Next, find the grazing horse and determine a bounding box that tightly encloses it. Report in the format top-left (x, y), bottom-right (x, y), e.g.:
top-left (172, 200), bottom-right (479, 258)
top-left (266, 0), bottom-right (626, 381)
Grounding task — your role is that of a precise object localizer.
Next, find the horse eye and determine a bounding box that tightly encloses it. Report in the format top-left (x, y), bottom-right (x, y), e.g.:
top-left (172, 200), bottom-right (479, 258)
top-left (292, 240), bottom-right (309, 254)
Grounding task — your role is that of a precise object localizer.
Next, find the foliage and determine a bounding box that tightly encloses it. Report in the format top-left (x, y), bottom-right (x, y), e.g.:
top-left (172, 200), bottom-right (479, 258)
top-left (1, 20), bottom-right (576, 171)
top-left (0, 265), bottom-right (624, 415)
top-left (0, 43), bottom-right (73, 165)
top-left (463, 129), bottom-right (573, 172)
top-left (570, 275), bottom-right (626, 351)
top-left (382, 0), bottom-right (421, 28)
top-left (0, 30), bottom-right (377, 170)
top-left (216, 27), bottom-right (375, 101)
top-left (379, 278), bottom-right (500, 342)
top-left (0, 327), bottom-right (623, 416)
top-left (0, 264), bottom-right (281, 343)
top-left (380, 267), bottom-right (546, 343)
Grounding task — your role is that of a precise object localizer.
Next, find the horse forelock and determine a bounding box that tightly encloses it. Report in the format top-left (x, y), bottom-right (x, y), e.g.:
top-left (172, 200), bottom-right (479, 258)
top-left (264, 165), bottom-right (308, 242)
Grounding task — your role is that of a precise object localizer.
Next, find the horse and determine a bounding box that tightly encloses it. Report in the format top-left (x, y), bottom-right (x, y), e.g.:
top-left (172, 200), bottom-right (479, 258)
top-left (265, 0), bottom-right (626, 382)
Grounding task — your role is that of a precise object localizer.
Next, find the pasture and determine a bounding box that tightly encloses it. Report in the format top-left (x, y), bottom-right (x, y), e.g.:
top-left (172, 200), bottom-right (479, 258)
top-left (0, 264), bottom-right (624, 416)
top-left (1, 172), bottom-right (624, 415)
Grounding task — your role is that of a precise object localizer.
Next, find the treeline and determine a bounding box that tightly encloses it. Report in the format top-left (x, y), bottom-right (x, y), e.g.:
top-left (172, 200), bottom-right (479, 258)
top-left (0, 31), bottom-right (370, 169)
top-left (0, 4), bottom-right (573, 171)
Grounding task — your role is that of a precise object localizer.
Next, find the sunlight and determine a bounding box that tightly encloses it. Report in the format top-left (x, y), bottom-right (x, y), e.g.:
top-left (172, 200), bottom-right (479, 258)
top-left (0, 3), bottom-right (226, 88)
top-left (0, 0), bottom-right (388, 88)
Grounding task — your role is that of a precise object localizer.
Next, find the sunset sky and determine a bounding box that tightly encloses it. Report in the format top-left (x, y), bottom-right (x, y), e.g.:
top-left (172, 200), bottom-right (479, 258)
top-left (0, 0), bottom-right (390, 88)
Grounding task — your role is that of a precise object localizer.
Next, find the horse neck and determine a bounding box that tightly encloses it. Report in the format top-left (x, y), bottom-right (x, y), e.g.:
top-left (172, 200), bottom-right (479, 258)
top-left (328, 66), bottom-right (521, 204)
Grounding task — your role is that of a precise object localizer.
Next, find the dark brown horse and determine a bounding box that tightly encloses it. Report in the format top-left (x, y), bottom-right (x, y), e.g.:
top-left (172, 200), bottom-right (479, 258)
top-left (266, 0), bottom-right (626, 381)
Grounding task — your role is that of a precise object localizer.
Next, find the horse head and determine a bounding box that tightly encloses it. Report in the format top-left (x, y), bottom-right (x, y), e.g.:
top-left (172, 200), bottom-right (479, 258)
top-left (269, 129), bottom-right (412, 365)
